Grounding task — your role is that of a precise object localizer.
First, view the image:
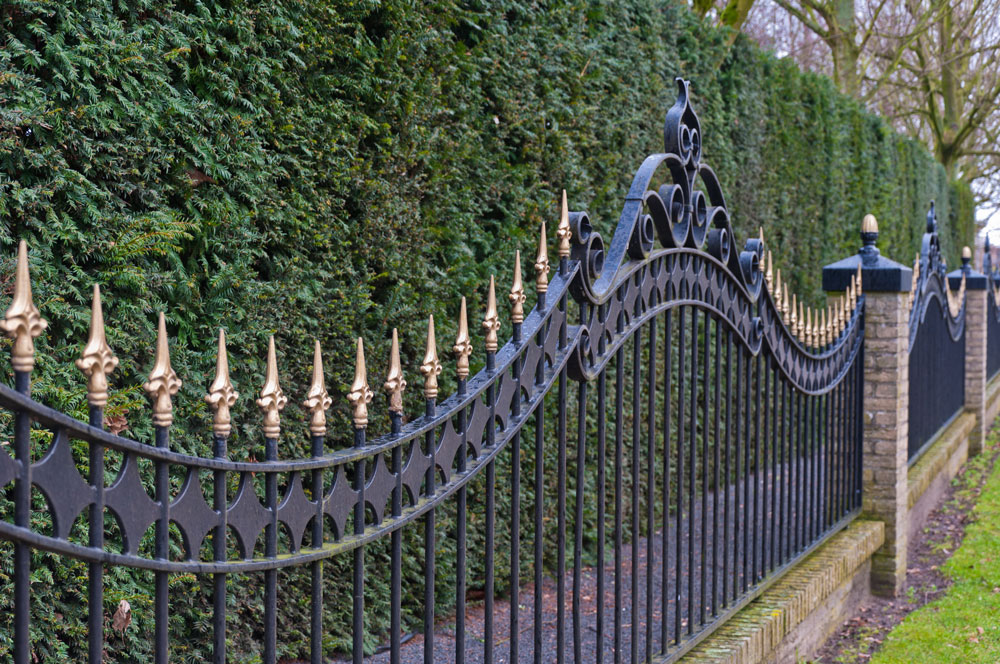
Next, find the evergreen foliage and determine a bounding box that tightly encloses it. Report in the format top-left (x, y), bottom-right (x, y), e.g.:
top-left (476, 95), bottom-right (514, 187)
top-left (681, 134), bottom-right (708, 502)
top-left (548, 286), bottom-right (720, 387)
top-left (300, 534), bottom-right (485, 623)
top-left (0, 0), bottom-right (973, 660)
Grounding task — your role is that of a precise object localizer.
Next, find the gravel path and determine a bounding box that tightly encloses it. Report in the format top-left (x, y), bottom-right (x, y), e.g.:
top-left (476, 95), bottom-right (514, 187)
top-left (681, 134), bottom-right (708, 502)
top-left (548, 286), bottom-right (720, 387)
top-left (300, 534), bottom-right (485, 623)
top-left (341, 451), bottom-right (843, 664)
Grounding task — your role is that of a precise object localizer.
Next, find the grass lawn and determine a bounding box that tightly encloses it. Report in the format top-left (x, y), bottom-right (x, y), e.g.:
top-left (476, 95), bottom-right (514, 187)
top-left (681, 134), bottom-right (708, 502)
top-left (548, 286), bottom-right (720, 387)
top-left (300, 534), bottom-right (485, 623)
top-left (871, 430), bottom-right (1000, 663)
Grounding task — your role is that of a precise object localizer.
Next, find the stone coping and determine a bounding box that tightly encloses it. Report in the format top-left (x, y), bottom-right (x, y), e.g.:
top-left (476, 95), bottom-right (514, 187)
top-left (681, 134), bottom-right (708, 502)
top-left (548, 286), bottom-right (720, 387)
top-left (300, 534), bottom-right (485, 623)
top-left (907, 411), bottom-right (976, 510)
top-left (682, 520), bottom-right (884, 664)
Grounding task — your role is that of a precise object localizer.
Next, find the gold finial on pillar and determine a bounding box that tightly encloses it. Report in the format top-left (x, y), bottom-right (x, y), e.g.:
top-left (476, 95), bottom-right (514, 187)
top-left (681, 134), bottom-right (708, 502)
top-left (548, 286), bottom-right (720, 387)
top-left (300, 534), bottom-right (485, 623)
top-left (383, 328), bottom-right (406, 415)
top-left (535, 222), bottom-right (550, 293)
top-left (256, 336), bottom-right (289, 437)
top-left (345, 337), bottom-right (372, 430)
top-left (963, 246), bottom-right (972, 260)
top-left (861, 214), bottom-right (878, 234)
top-left (76, 284), bottom-right (118, 408)
top-left (303, 340), bottom-right (332, 436)
top-left (420, 315), bottom-right (442, 400)
top-left (510, 250), bottom-right (526, 324)
top-left (1, 240), bottom-right (48, 373)
top-left (205, 329), bottom-right (239, 438)
top-left (483, 276), bottom-right (500, 352)
top-left (454, 297), bottom-right (473, 380)
top-left (557, 190), bottom-right (572, 259)
top-left (144, 312), bottom-right (182, 427)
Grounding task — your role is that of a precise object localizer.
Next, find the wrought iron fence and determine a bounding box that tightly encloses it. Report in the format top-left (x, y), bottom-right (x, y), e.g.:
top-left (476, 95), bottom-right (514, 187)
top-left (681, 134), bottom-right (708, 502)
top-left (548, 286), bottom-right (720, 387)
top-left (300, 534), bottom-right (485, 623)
top-left (983, 240), bottom-right (1000, 381)
top-left (0, 80), bottom-right (866, 664)
top-left (906, 203), bottom-right (967, 462)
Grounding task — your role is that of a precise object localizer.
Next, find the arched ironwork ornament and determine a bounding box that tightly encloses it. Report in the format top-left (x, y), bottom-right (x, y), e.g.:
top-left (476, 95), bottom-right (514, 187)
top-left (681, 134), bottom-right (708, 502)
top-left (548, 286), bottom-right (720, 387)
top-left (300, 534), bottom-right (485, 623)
top-left (908, 201), bottom-right (966, 350)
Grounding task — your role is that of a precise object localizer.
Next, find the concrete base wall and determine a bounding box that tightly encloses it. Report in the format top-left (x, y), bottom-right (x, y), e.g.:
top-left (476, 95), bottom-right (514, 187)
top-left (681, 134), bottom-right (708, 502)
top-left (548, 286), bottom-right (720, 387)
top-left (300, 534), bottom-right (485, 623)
top-left (906, 411), bottom-right (974, 545)
top-left (683, 521), bottom-right (884, 664)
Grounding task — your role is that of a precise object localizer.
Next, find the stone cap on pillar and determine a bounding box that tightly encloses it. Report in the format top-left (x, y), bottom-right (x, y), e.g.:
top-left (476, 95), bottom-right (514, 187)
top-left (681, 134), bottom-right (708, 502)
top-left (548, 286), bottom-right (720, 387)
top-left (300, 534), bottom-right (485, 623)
top-left (822, 213), bottom-right (912, 292)
top-left (947, 246), bottom-right (987, 290)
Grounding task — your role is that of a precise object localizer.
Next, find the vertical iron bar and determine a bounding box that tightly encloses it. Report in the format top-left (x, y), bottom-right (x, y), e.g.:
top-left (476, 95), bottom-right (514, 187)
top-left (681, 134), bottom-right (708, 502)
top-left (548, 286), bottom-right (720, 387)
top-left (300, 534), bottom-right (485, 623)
top-left (631, 315), bottom-right (641, 660)
top-left (741, 346), bottom-right (750, 593)
top-left (597, 366), bottom-right (607, 664)
top-left (712, 320), bottom-right (721, 617)
top-left (675, 307), bottom-right (686, 644)
top-left (614, 341), bottom-right (625, 664)
top-left (732, 342), bottom-right (742, 600)
top-left (534, 368), bottom-right (545, 664)
top-left (89, 405), bottom-right (104, 664)
top-left (575, 378), bottom-right (588, 664)
top-left (661, 309), bottom-right (672, 654)
top-left (687, 307), bottom-right (697, 634)
top-left (456, 376), bottom-right (468, 664)
top-left (646, 311), bottom-right (657, 661)
top-left (13, 371), bottom-right (30, 664)
top-left (558, 370), bottom-right (568, 664)
top-left (779, 378), bottom-right (787, 565)
top-left (213, 433), bottom-right (229, 664)
top-left (265, 436), bottom-right (279, 664)
top-left (155, 425), bottom-right (170, 664)
top-left (510, 319), bottom-right (523, 664)
top-left (722, 333), bottom-right (732, 609)
top-left (753, 351), bottom-right (761, 583)
top-left (768, 357), bottom-right (777, 573)
top-left (424, 396), bottom-right (436, 664)
top-left (390, 411), bottom-right (403, 664)
top-left (700, 313), bottom-right (709, 627)
top-left (485, 350), bottom-right (497, 664)
top-left (311, 431), bottom-right (327, 664)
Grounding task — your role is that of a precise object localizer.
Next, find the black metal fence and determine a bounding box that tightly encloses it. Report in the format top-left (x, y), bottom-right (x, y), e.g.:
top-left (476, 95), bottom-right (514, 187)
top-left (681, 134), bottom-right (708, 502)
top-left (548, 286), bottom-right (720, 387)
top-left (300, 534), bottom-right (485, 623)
top-left (907, 204), bottom-right (967, 462)
top-left (0, 80), bottom-right (866, 664)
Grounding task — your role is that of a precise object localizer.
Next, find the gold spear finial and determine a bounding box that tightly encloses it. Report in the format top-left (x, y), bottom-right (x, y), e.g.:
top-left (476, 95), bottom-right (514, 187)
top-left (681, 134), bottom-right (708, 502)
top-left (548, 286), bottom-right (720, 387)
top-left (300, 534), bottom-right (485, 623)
top-left (510, 250), bottom-right (526, 324)
top-left (557, 190), bottom-right (572, 259)
top-left (910, 253), bottom-right (920, 309)
top-left (789, 293), bottom-right (798, 334)
top-left (420, 315), bottom-right (443, 399)
top-left (256, 335), bottom-right (289, 437)
top-left (782, 288), bottom-right (790, 324)
top-left (765, 251), bottom-right (773, 289)
top-left (774, 268), bottom-right (783, 312)
top-left (303, 340), bottom-right (332, 436)
top-left (383, 328), bottom-right (406, 415)
top-left (535, 222), bottom-right (550, 293)
top-left (454, 297), bottom-right (473, 380)
top-left (483, 276), bottom-right (501, 352)
top-left (1, 240), bottom-right (48, 373)
top-left (345, 338), bottom-right (373, 429)
top-left (205, 329), bottom-right (239, 438)
top-left (759, 227), bottom-right (765, 248)
top-left (856, 264), bottom-right (862, 295)
top-left (76, 284), bottom-right (118, 408)
top-left (797, 299), bottom-right (805, 340)
top-left (806, 307), bottom-right (814, 347)
top-left (144, 312), bottom-right (182, 427)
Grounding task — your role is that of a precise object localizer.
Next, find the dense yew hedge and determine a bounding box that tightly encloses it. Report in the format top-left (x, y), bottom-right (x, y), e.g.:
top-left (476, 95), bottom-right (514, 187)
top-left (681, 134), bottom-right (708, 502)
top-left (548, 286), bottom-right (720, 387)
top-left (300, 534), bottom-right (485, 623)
top-left (0, 0), bottom-right (974, 660)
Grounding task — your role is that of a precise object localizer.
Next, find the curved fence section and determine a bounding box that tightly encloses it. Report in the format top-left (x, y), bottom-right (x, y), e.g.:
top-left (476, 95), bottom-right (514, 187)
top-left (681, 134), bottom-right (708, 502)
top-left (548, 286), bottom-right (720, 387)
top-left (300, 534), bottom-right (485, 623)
top-left (0, 80), bottom-right (865, 664)
top-left (906, 203), bottom-right (967, 462)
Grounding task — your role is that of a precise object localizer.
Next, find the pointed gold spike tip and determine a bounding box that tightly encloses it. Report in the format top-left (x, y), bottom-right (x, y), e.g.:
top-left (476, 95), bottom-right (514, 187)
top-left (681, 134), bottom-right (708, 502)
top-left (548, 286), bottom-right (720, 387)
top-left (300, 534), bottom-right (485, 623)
top-left (76, 284), bottom-right (119, 409)
top-left (256, 335), bottom-right (289, 437)
top-left (346, 337), bottom-right (373, 430)
top-left (535, 222), bottom-right (550, 293)
top-left (1, 240), bottom-right (48, 373)
top-left (557, 190), bottom-right (572, 259)
top-left (509, 250), bottom-right (526, 324)
top-left (758, 227), bottom-right (765, 248)
top-left (483, 276), bottom-right (501, 353)
top-left (205, 329), bottom-right (239, 437)
top-left (453, 297), bottom-right (473, 380)
top-left (143, 312), bottom-right (182, 427)
top-left (420, 315), bottom-right (443, 400)
top-left (303, 340), bottom-right (332, 436)
top-left (765, 251), bottom-right (773, 288)
top-left (383, 328), bottom-right (406, 415)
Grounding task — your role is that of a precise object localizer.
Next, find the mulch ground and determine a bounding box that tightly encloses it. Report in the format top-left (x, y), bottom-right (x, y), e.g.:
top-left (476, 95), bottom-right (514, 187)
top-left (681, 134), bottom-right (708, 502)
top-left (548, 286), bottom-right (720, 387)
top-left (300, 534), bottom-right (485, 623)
top-left (809, 443), bottom-right (1000, 663)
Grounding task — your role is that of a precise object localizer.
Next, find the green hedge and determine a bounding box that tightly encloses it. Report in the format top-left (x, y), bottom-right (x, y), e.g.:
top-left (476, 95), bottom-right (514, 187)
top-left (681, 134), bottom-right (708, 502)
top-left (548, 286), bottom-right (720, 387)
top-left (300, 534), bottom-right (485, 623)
top-left (0, 0), bottom-right (973, 660)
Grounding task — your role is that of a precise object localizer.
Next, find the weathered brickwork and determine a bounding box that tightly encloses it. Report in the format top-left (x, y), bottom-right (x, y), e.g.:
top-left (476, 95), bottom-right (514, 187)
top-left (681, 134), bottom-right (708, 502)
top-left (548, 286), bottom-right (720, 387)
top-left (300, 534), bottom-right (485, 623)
top-left (965, 289), bottom-right (988, 455)
top-left (684, 521), bottom-right (884, 664)
top-left (860, 291), bottom-right (910, 596)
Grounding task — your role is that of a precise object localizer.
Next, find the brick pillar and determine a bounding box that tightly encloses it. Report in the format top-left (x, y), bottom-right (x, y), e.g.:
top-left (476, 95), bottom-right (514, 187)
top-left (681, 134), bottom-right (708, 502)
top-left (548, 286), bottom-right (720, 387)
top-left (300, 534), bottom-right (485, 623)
top-left (951, 248), bottom-right (988, 456)
top-left (823, 214), bottom-right (912, 597)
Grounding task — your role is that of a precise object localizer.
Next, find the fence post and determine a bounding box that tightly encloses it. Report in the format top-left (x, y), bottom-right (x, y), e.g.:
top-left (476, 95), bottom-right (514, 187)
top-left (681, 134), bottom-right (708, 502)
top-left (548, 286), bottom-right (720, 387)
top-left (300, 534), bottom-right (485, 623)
top-left (950, 248), bottom-right (988, 455)
top-left (823, 215), bottom-right (912, 596)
